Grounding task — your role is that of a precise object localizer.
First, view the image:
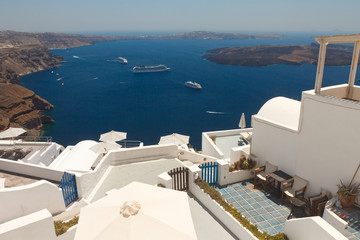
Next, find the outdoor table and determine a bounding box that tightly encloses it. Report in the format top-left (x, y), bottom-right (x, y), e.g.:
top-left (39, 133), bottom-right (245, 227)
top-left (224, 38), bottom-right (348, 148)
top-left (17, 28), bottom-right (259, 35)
top-left (268, 170), bottom-right (293, 190)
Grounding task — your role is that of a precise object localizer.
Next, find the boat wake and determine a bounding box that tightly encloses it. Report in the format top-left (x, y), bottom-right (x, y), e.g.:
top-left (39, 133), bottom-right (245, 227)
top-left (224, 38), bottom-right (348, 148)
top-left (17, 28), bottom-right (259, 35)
top-left (73, 56), bottom-right (83, 59)
top-left (206, 111), bottom-right (231, 115)
top-left (93, 77), bottom-right (99, 80)
top-left (56, 78), bottom-right (63, 81)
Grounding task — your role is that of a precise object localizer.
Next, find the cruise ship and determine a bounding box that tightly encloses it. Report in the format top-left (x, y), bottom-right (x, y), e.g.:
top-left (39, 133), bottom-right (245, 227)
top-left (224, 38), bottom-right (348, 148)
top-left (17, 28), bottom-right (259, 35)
top-left (133, 64), bottom-right (170, 73)
top-left (117, 57), bottom-right (128, 64)
top-left (185, 81), bottom-right (202, 89)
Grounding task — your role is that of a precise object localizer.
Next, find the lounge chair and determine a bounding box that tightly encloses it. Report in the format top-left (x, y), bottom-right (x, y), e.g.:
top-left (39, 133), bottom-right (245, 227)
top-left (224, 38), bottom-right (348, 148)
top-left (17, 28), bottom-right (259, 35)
top-left (306, 189), bottom-right (332, 216)
top-left (253, 161), bottom-right (278, 190)
top-left (281, 175), bottom-right (308, 202)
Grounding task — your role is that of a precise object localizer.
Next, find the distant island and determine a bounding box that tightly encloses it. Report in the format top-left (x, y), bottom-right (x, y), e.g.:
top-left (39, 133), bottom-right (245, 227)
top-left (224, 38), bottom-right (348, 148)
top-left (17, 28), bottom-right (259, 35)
top-left (203, 43), bottom-right (354, 67)
top-left (0, 30), bottom-right (284, 134)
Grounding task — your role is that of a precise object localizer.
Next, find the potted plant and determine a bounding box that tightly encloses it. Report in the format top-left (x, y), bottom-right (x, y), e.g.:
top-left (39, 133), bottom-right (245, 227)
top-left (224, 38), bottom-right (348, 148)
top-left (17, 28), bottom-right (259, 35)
top-left (337, 180), bottom-right (360, 209)
top-left (338, 163), bottom-right (360, 209)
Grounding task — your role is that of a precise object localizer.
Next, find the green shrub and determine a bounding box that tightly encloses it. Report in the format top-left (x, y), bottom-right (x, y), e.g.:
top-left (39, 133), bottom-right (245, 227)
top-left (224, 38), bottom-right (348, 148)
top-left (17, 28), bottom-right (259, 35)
top-left (229, 155), bottom-right (256, 172)
top-left (54, 216), bottom-right (79, 236)
top-left (195, 178), bottom-right (287, 240)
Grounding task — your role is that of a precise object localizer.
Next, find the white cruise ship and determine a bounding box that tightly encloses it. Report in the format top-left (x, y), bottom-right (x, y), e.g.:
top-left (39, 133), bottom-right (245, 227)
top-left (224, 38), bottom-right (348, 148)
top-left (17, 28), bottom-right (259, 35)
top-left (133, 64), bottom-right (170, 73)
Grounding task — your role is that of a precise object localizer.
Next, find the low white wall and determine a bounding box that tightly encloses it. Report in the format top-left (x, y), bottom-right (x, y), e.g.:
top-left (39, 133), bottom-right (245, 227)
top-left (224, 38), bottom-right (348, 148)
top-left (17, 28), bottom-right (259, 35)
top-left (177, 150), bottom-right (218, 164)
top-left (76, 153), bottom-right (111, 199)
top-left (217, 159), bottom-right (253, 186)
top-left (157, 172), bottom-right (172, 189)
top-left (322, 199), bottom-right (349, 236)
top-left (110, 144), bottom-right (178, 165)
top-left (0, 180), bottom-right (65, 224)
top-left (284, 216), bottom-right (347, 240)
top-left (0, 158), bottom-right (64, 182)
top-left (188, 166), bottom-right (257, 240)
top-left (201, 132), bottom-right (224, 159)
top-left (230, 146), bottom-right (250, 164)
top-left (57, 226), bottom-right (77, 240)
top-left (0, 209), bottom-right (57, 240)
top-left (39, 143), bottom-right (58, 166)
top-left (27, 151), bottom-right (41, 164)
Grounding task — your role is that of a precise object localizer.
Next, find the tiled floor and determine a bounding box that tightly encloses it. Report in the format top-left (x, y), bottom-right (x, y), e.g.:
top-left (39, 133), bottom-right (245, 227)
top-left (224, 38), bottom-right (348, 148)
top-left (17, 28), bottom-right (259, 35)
top-left (330, 204), bottom-right (360, 240)
top-left (216, 179), bottom-right (292, 235)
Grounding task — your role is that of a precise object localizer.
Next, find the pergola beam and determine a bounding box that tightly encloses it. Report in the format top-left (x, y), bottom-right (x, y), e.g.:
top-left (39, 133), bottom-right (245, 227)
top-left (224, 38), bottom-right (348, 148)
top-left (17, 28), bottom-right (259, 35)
top-left (314, 41), bottom-right (327, 93)
top-left (347, 41), bottom-right (360, 98)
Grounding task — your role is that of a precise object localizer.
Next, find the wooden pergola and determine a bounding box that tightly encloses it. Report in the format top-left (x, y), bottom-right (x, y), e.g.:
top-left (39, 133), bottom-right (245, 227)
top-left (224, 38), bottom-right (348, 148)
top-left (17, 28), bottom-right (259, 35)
top-left (314, 34), bottom-right (360, 98)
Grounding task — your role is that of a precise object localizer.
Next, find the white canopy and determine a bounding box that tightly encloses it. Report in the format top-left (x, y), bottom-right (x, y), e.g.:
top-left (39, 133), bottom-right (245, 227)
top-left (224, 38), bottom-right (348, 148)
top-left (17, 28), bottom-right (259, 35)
top-left (158, 133), bottom-right (190, 146)
top-left (90, 141), bottom-right (122, 154)
top-left (0, 127), bottom-right (26, 139)
top-left (75, 182), bottom-right (198, 240)
top-left (99, 130), bottom-right (127, 142)
top-left (238, 113), bottom-right (246, 129)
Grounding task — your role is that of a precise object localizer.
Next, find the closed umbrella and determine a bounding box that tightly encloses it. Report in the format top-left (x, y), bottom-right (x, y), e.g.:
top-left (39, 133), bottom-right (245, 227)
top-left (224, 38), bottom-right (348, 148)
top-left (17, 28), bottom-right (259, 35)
top-left (158, 133), bottom-right (189, 146)
top-left (99, 130), bottom-right (127, 142)
top-left (75, 182), bottom-right (197, 240)
top-left (238, 113), bottom-right (246, 128)
top-left (90, 142), bottom-right (122, 154)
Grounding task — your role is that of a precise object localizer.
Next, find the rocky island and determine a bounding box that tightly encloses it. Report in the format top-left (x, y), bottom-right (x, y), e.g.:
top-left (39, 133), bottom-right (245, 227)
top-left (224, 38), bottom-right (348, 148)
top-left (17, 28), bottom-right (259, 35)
top-left (203, 44), bottom-right (354, 67)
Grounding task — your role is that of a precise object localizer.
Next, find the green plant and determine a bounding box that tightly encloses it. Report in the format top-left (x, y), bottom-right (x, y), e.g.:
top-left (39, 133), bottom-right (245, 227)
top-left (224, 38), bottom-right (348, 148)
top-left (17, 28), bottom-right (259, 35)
top-left (54, 216), bottom-right (79, 236)
top-left (337, 180), bottom-right (360, 197)
top-left (157, 184), bottom-right (165, 188)
top-left (195, 178), bottom-right (287, 240)
top-left (209, 135), bottom-right (216, 142)
top-left (229, 155), bottom-right (256, 172)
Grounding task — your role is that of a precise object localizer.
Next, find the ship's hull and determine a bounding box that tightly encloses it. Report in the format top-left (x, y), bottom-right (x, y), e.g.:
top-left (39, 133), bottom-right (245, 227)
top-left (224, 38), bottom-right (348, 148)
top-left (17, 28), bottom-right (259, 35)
top-left (185, 81), bottom-right (202, 89)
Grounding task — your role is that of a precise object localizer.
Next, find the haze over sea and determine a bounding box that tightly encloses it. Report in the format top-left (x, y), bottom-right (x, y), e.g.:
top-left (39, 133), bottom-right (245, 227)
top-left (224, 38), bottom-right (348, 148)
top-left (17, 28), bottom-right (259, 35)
top-left (21, 32), bottom-right (350, 149)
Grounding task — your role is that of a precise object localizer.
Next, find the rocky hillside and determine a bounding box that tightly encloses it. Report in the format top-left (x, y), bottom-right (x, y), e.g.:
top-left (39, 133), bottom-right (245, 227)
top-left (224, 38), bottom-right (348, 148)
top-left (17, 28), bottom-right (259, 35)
top-left (0, 31), bottom-right (123, 134)
top-left (0, 83), bottom-right (54, 132)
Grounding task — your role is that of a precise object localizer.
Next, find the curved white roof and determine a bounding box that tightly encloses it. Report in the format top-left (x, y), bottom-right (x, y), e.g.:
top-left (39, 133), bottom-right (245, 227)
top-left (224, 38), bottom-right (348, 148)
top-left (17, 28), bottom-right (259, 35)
top-left (256, 97), bottom-right (301, 130)
top-left (50, 140), bottom-right (100, 172)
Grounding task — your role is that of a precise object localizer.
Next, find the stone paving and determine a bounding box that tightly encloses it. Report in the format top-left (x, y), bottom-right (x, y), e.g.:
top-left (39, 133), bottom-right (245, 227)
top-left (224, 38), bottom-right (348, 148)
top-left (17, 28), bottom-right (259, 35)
top-left (216, 179), bottom-right (291, 236)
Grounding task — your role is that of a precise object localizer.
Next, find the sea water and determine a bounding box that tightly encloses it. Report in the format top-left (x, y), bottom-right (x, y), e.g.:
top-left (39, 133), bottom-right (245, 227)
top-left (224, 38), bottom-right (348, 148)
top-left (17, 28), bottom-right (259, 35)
top-left (21, 33), bottom-right (350, 149)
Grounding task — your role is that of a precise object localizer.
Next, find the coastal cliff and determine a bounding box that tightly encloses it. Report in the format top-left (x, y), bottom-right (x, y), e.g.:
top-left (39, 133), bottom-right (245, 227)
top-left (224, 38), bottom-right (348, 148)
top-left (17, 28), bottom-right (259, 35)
top-left (203, 44), bottom-right (353, 67)
top-left (0, 31), bottom-right (122, 133)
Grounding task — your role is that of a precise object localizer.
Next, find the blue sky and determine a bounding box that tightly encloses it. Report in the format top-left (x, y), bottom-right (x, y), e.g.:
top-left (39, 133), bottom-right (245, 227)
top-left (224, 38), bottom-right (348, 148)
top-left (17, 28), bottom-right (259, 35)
top-left (0, 0), bottom-right (359, 33)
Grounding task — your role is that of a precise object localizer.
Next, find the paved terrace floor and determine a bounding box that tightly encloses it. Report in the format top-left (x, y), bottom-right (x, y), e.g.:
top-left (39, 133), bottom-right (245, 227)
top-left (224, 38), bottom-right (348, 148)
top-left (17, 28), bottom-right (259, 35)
top-left (0, 170), bottom-right (59, 187)
top-left (89, 158), bottom-right (238, 240)
top-left (216, 179), bottom-right (292, 236)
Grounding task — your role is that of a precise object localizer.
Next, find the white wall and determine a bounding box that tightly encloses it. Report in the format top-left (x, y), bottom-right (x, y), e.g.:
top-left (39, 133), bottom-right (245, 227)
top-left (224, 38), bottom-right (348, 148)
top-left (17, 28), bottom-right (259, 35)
top-left (0, 180), bottom-right (65, 224)
top-left (110, 144), bottom-right (178, 165)
top-left (39, 143), bottom-right (59, 166)
top-left (177, 150), bottom-right (218, 164)
top-left (284, 216), bottom-right (347, 240)
top-left (0, 158), bottom-right (64, 182)
top-left (201, 132), bottom-right (224, 159)
top-left (0, 209), bottom-right (57, 240)
top-left (217, 160), bottom-right (254, 186)
top-left (251, 91), bottom-right (360, 202)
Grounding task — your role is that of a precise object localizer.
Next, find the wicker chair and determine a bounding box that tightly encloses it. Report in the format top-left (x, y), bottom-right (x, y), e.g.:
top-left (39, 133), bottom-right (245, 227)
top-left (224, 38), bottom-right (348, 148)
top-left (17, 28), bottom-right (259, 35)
top-left (253, 161), bottom-right (278, 190)
top-left (281, 175), bottom-right (308, 202)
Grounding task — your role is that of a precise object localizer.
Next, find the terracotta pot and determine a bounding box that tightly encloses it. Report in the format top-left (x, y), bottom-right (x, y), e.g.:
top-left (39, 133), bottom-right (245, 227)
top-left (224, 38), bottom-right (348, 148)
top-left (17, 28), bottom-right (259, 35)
top-left (338, 192), bottom-right (356, 209)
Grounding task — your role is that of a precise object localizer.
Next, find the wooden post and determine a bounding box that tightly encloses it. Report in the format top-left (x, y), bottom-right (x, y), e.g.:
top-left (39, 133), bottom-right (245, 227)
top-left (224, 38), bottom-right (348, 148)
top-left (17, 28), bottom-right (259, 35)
top-left (347, 42), bottom-right (360, 99)
top-left (314, 41), bottom-right (328, 93)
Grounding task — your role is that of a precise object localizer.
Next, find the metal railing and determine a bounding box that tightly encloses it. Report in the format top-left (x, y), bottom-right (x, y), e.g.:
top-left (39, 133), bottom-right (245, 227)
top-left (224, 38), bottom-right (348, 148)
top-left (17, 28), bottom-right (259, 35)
top-left (20, 136), bottom-right (52, 142)
top-left (118, 140), bottom-right (143, 148)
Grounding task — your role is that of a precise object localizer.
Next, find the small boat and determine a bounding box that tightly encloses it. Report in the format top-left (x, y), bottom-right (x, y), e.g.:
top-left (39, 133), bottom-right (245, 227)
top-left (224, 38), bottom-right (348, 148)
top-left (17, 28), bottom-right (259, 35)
top-left (117, 57), bottom-right (128, 64)
top-left (133, 65), bottom-right (170, 73)
top-left (185, 81), bottom-right (202, 89)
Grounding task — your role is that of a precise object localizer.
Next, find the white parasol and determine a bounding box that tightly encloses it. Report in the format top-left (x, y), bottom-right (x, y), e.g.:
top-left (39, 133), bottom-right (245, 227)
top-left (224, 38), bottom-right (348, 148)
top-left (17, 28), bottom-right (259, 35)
top-left (90, 141), bottom-right (122, 154)
top-left (99, 130), bottom-right (127, 142)
top-left (75, 182), bottom-right (198, 240)
top-left (0, 127), bottom-right (26, 139)
top-left (158, 133), bottom-right (189, 146)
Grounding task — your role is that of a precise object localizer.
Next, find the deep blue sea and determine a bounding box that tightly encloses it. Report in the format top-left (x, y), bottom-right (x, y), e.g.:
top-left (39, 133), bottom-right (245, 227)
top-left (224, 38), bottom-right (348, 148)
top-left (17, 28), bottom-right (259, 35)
top-left (21, 33), bottom-right (350, 149)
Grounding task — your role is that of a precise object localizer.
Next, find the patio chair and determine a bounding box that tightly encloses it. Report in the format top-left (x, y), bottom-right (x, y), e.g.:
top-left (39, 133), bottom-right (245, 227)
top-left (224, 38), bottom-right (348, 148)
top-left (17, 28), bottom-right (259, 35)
top-left (281, 175), bottom-right (308, 202)
top-left (253, 161), bottom-right (278, 190)
top-left (306, 189), bottom-right (332, 216)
